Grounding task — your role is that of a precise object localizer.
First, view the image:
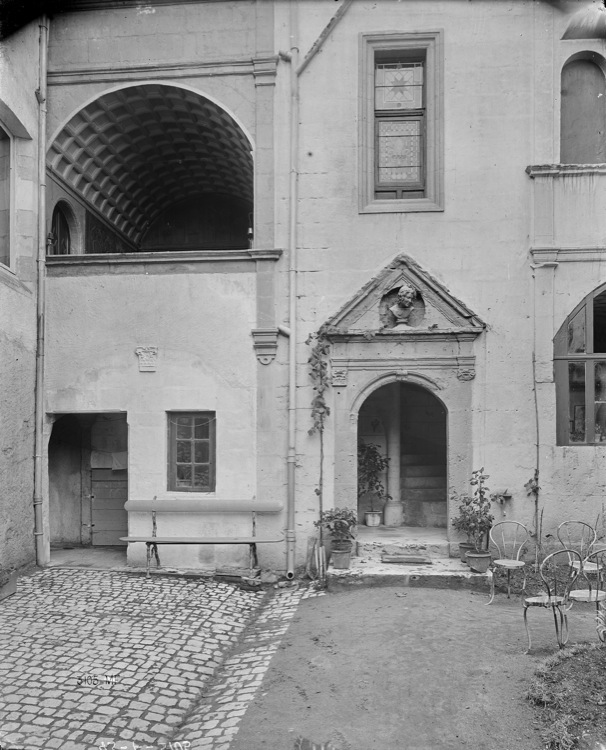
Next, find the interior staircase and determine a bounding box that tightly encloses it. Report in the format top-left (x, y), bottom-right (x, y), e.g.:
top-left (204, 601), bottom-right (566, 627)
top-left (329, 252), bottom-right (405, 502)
top-left (401, 452), bottom-right (447, 528)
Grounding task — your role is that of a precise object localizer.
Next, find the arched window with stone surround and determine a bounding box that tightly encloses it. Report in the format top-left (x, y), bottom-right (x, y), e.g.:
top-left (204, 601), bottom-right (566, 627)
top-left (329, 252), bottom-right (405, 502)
top-left (555, 284), bottom-right (606, 445)
top-left (49, 203), bottom-right (72, 255)
top-left (561, 55), bottom-right (606, 164)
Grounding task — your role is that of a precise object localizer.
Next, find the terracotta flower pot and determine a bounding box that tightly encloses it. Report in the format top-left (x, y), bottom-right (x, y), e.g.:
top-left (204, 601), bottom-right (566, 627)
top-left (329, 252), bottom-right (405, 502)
top-left (330, 540), bottom-right (353, 569)
top-left (364, 511), bottom-right (382, 527)
top-left (459, 542), bottom-right (476, 563)
top-left (465, 550), bottom-right (492, 573)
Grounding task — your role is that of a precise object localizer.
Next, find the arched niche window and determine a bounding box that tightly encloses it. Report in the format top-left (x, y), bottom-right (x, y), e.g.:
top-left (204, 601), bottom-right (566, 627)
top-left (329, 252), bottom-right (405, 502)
top-left (49, 203), bottom-right (72, 255)
top-left (561, 57), bottom-right (606, 164)
top-left (555, 285), bottom-right (606, 444)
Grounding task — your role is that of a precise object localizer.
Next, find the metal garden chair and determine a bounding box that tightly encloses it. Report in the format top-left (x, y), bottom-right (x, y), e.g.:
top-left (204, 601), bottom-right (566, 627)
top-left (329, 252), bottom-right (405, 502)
top-left (487, 521), bottom-right (530, 605)
top-left (556, 520), bottom-right (598, 575)
top-left (523, 549), bottom-right (582, 653)
top-left (568, 548), bottom-right (606, 643)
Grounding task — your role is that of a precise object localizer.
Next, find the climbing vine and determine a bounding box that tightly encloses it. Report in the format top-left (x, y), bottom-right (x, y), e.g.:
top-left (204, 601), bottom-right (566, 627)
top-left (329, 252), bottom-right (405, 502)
top-left (525, 469), bottom-right (542, 567)
top-left (306, 327), bottom-right (333, 436)
top-left (306, 326), bottom-right (338, 561)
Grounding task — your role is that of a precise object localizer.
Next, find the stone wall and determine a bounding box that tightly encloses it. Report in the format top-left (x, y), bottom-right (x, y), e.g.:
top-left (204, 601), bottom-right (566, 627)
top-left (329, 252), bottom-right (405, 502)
top-left (0, 21), bottom-right (40, 570)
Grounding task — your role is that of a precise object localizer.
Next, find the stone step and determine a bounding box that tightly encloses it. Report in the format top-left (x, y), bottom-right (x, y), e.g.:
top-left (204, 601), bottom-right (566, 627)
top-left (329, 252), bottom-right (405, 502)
top-left (357, 538), bottom-right (451, 560)
top-left (404, 489), bottom-right (447, 502)
top-left (404, 464), bottom-right (446, 477)
top-left (400, 454), bottom-right (434, 465)
top-left (402, 476), bottom-right (447, 489)
top-left (327, 558), bottom-right (490, 592)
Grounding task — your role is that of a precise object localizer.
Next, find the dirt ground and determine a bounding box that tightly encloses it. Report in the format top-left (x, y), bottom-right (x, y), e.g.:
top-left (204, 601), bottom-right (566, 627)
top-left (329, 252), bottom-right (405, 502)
top-left (229, 585), bottom-right (600, 750)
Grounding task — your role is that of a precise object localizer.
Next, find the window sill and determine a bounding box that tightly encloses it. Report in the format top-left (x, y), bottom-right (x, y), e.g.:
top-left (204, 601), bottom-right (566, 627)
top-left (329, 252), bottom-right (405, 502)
top-left (526, 163), bottom-right (606, 177)
top-left (46, 248), bottom-right (283, 276)
top-left (360, 198), bottom-right (443, 214)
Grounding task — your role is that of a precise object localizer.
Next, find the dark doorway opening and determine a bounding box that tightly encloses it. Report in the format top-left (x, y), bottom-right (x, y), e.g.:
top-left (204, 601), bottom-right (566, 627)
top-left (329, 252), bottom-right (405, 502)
top-left (357, 382), bottom-right (447, 527)
top-left (49, 413), bottom-right (128, 547)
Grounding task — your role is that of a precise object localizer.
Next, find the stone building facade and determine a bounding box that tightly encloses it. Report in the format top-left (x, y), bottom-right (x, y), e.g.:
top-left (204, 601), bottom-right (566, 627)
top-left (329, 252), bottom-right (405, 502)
top-left (3, 0), bottom-right (606, 575)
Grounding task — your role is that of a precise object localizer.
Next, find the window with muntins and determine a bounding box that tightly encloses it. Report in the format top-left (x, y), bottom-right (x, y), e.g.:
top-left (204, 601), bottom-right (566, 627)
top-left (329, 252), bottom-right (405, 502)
top-left (555, 286), bottom-right (606, 444)
top-left (167, 412), bottom-right (216, 492)
top-left (359, 31), bottom-right (443, 213)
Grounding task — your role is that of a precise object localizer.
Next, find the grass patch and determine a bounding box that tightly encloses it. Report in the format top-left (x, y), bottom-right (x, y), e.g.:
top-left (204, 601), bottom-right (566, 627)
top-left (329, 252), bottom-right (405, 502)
top-left (526, 643), bottom-right (606, 749)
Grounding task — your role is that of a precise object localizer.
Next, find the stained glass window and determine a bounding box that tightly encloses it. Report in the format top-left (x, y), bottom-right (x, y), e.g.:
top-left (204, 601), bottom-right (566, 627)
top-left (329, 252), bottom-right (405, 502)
top-left (375, 63), bottom-right (423, 111)
top-left (377, 120), bottom-right (422, 184)
top-left (168, 412), bottom-right (215, 491)
top-left (374, 57), bottom-right (425, 199)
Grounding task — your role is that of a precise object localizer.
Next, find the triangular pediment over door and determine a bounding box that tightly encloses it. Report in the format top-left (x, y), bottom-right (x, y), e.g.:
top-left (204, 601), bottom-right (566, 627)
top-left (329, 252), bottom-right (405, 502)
top-left (322, 254), bottom-right (486, 387)
top-left (325, 253), bottom-right (485, 337)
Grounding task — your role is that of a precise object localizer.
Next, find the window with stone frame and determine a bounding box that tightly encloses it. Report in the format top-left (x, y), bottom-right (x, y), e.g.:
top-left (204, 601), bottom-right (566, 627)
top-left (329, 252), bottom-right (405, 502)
top-left (555, 285), bottom-right (606, 445)
top-left (167, 412), bottom-right (216, 492)
top-left (0, 124), bottom-right (10, 267)
top-left (359, 31), bottom-right (443, 214)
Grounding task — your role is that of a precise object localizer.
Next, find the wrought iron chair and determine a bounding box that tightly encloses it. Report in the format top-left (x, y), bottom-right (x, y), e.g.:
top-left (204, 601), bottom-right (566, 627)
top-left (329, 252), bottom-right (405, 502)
top-left (487, 521), bottom-right (530, 605)
top-left (523, 549), bottom-right (582, 653)
top-left (556, 520), bottom-right (598, 575)
top-left (568, 548), bottom-right (606, 643)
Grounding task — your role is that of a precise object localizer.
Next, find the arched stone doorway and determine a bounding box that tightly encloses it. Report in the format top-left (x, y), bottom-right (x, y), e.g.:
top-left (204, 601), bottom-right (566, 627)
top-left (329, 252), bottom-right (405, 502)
top-left (357, 382), bottom-right (447, 528)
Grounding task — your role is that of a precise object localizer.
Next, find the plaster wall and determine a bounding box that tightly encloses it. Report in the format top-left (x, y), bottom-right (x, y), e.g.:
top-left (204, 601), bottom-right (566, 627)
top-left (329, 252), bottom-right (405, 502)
top-left (44, 268), bottom-right (286, 569)
top-left (287, 0), bottom-right (543, 548)
top-left (0, 21), bottom-right (40, 569)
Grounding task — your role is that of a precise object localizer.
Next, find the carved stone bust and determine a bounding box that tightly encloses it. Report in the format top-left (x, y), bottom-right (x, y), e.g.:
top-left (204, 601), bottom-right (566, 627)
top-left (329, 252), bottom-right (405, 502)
top-left (389, 284), bottom-right (417, 326)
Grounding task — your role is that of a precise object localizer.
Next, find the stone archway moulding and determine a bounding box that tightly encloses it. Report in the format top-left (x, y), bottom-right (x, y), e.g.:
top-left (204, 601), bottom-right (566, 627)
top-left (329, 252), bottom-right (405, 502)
top-left (349, 370), bottom-right (444, 422)
top-left (47, 80), bottom-right (256, 154)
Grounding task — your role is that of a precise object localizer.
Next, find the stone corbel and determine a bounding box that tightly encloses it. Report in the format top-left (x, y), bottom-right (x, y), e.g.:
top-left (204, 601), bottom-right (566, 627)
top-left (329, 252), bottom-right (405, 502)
top-left (253, 56), bottom-right (278, 87)
top-left (251, 328), bottom-right (279, 365)
top-left (457, 368), bottom-right (476, 381)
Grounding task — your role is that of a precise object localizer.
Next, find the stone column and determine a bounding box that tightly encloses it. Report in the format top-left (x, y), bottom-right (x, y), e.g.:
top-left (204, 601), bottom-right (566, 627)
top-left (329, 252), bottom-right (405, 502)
top-left (383, 382), bottom-right (403, 526)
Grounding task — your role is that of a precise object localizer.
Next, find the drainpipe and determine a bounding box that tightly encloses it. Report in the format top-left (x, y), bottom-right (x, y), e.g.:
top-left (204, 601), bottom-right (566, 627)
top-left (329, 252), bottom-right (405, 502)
top-left (285, 1), bottom-right (299, 580)
top-left (33, 15), bottom-right (50, 566)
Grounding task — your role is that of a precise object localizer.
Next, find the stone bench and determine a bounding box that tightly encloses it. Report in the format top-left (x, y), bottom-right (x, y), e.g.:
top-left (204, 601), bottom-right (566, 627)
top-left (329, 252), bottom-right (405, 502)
top-left (121, 498), bottom-right (283, 577)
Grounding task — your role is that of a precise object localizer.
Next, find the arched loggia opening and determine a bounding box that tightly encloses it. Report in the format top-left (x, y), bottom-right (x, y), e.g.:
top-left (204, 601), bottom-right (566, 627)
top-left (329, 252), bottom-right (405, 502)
top-left (46, 84), bottom-right (253, 254)
top-left (357, 381), bottom-right (447, 528)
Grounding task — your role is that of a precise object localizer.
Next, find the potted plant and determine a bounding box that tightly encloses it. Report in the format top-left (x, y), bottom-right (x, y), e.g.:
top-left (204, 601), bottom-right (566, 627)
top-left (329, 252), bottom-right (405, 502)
top-left (314, 507), bottom-right (357, 569)
top-left (451, 468), bottom-right (495, 572)
top-left (358, 442), bottom-right (391, 526)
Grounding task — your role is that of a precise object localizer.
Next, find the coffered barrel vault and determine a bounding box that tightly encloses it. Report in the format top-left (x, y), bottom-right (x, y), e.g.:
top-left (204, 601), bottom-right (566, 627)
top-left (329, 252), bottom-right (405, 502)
top-left (46, 84), bottom-right (254, 246)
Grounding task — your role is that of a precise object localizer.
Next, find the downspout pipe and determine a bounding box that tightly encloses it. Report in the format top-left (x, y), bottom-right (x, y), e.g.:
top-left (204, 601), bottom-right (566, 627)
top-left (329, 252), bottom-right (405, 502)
top-left (33, 15), bottom-right (49, 566)
top-left (285, 1), bottom-right (299, 580)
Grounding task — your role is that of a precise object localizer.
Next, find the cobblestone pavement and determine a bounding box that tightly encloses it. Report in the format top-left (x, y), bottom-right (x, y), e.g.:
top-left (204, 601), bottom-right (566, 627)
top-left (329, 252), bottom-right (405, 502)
top-left (0, 569), bottom-right (318, 750)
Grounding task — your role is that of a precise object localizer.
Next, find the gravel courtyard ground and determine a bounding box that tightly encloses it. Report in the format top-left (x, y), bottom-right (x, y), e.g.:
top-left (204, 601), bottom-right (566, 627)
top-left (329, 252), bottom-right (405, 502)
top-left (229, 586), bottom-right (601, 750)
top-left (0, 569), bottom-right (602, 750)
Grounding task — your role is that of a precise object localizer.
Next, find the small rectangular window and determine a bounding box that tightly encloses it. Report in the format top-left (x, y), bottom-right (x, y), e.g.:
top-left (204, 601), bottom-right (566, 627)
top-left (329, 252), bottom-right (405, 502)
top-left (167, 412), bottom-right (215, 492)
top-left (359, 32), bottom-right (443, 213)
